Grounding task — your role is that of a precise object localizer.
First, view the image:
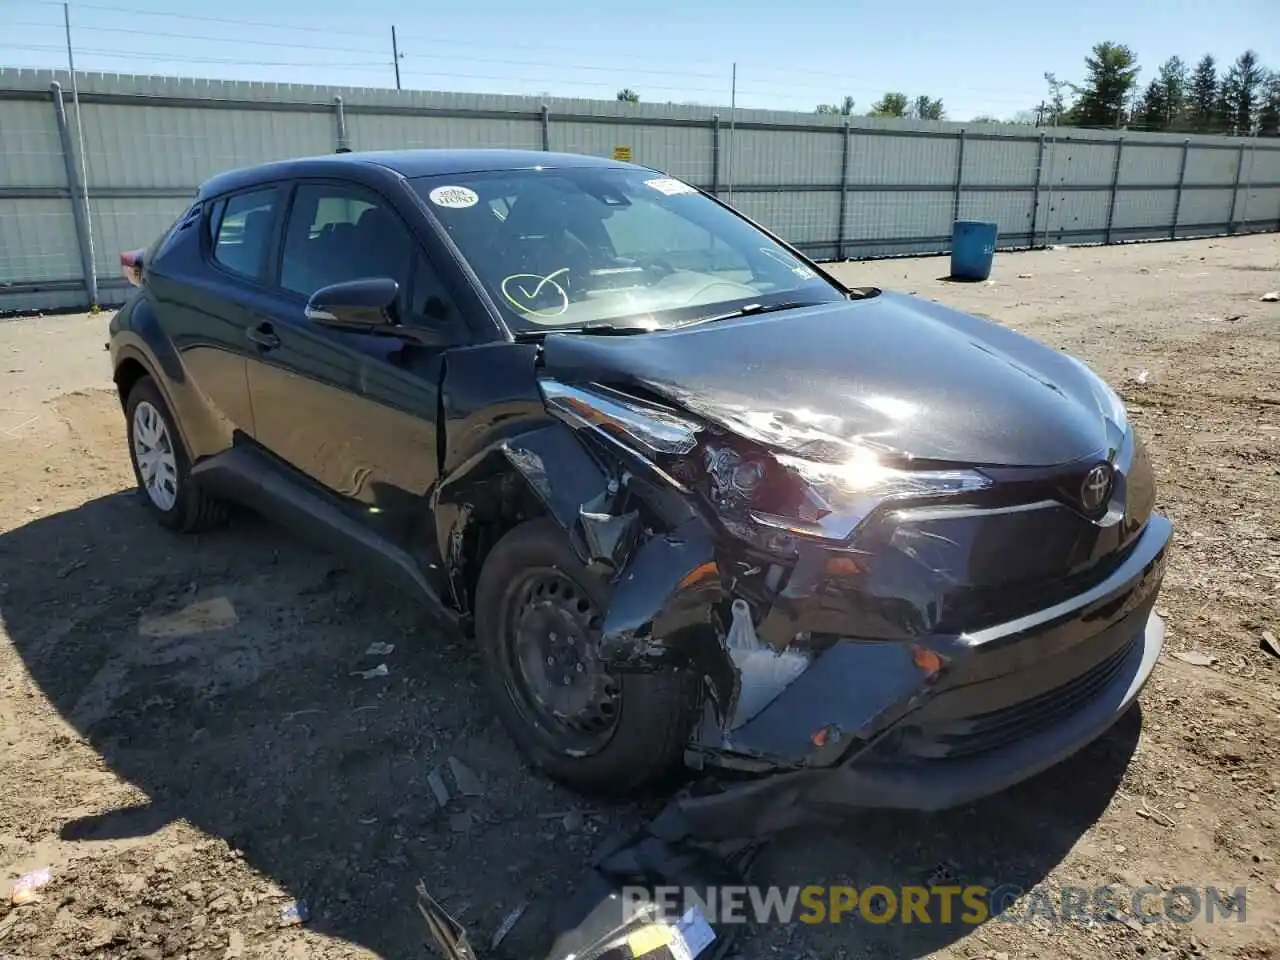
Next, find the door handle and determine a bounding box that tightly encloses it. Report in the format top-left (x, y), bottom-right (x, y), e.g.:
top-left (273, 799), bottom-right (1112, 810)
top-left (246, 322), bottom-right (280, 350)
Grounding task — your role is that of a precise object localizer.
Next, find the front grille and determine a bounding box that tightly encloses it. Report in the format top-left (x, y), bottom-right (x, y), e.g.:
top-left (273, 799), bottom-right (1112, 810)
top-left (888, 609), bottom-right (1147, 761)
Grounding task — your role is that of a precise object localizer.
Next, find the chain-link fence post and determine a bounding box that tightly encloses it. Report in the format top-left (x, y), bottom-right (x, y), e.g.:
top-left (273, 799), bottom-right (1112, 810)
top-left (1170, 139), bottom-right (1190, 240)
top-left (540, 104), bottom-right (550, 151)
top-left (333, 96), bottom-right (349, 152)
top-left (48, 81), bottom-right (97, 308)
top-left (1105, 136), bottom-right (1124, 245)
top-left (952, 128), bottom-right (965, 226)
top-left (837, 120), bottom-right (851, 260)
top-left (1228, 141), bottom-right (1245, 234)
top-left (1030, 131), bottom-right (1047, 248)
top-left (710, 114), bottom-right (721, 195)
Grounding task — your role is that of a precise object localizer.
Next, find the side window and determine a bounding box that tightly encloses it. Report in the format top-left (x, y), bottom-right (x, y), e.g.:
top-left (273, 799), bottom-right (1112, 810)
top-left (279, 183), bottom-right (414, 303)
top-left (210, 188), bottom-right (278, 279)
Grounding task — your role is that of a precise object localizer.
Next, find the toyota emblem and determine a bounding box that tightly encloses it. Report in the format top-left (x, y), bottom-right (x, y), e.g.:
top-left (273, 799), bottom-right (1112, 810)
top-left (1080, 463), bottom-right (1113, 512)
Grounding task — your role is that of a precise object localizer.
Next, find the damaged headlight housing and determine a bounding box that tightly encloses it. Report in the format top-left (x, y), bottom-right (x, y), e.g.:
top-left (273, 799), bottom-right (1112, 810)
top-left (540, 380), bottom-right (992, 550)
top-left (698, 442), bottom-right (992, 545)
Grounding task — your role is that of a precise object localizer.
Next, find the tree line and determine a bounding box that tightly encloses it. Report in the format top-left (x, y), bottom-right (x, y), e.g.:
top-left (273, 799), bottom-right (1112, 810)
top-left (618, 42), bottom-right (1280, 136)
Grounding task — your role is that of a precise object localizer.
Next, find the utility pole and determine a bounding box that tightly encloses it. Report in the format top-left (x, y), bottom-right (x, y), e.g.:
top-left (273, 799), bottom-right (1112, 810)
top-left (726, 62), bottom-right (737, 204)
top-left (391, 25), bottom-right (402, 90)
top-left (63, 1), bottom-right (97, 306)
top-left (1035, 101), bottom-right (1045, 126)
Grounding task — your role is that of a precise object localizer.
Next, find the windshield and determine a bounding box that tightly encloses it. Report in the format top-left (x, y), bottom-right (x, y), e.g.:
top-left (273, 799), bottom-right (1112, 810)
top-left (411, 167), bottom-right (845, 334)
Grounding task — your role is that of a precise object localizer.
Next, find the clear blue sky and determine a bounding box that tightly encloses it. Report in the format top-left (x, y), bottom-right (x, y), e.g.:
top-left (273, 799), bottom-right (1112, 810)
top-left (2, 0), bottom-right (1277, 119)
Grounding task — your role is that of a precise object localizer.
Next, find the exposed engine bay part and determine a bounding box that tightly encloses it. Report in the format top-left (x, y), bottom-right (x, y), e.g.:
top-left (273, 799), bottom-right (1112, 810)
top-left (722, 598), bottom-right (810, 731)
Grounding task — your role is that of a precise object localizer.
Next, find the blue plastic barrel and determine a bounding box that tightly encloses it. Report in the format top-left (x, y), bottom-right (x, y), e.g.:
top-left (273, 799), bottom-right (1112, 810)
top-left (950, 220), bottom-right (998, 281)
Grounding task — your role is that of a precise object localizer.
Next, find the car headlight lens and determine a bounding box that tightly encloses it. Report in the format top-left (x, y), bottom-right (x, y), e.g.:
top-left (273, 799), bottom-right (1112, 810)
top-left (702, 443), bottom-right (992, 544)
top-left (540, 379), bottom-right (993, 551)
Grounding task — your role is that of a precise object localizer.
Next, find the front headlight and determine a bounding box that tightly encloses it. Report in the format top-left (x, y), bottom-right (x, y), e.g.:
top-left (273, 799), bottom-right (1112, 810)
top-left (702, 442), bottom-right (992, 543)
top-left (540, 379), bottom-right (992, 550)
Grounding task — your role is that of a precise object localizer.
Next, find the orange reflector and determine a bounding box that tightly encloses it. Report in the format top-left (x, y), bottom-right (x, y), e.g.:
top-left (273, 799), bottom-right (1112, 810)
top-left (811, 727), bottom-right (830, 747)
top-left (911, 644), bottom-right (943, 675)
top-left (824, 556), bottom-right (863, 576)
top-left (678, 561), bottom-right (719, 590)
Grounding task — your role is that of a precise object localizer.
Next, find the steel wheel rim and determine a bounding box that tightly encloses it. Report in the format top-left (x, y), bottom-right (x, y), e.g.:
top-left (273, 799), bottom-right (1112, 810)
top-left (132, 400), bottom-right (179, 512)
top-left (500, 567), bottom-right (621, 756)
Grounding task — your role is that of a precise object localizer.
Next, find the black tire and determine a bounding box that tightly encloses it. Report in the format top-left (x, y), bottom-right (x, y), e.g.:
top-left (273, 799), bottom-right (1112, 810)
top-left (123, 376), bottom-right (226, 533)
top-left (475, 518), bottom-right (701, 796)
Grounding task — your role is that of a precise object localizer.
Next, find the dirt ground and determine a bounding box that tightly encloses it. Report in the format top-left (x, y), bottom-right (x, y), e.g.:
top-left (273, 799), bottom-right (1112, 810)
top-left (1, 234), bottom-right (1278, 960)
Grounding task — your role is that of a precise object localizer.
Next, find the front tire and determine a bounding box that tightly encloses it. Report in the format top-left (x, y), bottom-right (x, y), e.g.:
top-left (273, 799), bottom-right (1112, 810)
top-left (475, 518), bottom-right (701, 796)
top-left (124, 376), bottom-right (225, 533)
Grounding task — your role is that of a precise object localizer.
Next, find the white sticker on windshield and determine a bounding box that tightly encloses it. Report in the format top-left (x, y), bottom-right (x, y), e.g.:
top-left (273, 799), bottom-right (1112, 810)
top-left (428, 185), bottom-right (479, 209)
top-left (645, 177), bottom-right (697, 196)
top-left (793, 265), bottom-right (817, 279)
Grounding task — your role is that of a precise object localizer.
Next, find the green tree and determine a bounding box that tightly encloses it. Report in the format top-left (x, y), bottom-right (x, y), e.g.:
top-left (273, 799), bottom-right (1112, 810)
top-left (1071, 42), bottom-right (1141, 127)
top-left (616, 88), bottom-right (640, 103)
top-left (1136, 79), bottom-right (1168, 130)
top-left (1219, 50), bottom-right (1266, 134)
top-left (1043, 71), bottom-right (1072, 124)
top-left (1187, 54), bottom-right (1220, 132)
top-left (1259, 73), bottom-right (1280, 137)
top-left (1156, 56), bottom-right (1189, 128)
top-left (911, 95), bottom-right (945, 120)
top-left (815, 95), bottom-right (856, 115)
top-left (869, 92), bottom-right (909, 117)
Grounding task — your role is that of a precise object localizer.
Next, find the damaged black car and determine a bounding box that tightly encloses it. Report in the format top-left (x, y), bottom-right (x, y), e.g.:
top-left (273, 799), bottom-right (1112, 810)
top-left (109, 148), bottom-right (1171, 816)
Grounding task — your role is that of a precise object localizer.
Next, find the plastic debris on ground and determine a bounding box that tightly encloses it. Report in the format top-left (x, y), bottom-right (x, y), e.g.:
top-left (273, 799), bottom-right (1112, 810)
top-left (279, 900), bottom-right (309, 926)
top-left (1261, 630), bottom-right (1280, 659)
top-left (9, 866), bottom-right (52, 905)
top-left (365, 641), bottom-right (395, 656)
top-left (447, 756), bottom-right (485, 797)
top-left (1260, 291), bottom-right (1279, 302)
top-left (1132, 369), bottom-right (1151, 386)
top-left (1171, 650), bottom-right (1217, 667)
top-left (351, 663), bottom-right (389, 680)
top-left (489, 901), bottom-right (528, 949)
top-left (427, 767), bottom-right (451, 807)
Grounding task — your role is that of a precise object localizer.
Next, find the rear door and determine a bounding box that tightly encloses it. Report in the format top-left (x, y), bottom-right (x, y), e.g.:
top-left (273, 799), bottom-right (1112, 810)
top-left (152, 184), bottom-right (284, 456)
top-left (244, 178), bottom-right (457, 559)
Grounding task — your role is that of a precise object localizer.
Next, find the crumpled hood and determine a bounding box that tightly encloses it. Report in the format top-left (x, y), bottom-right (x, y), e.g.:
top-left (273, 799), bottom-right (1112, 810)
top-left (539, 291), bottom-right (1122, 467)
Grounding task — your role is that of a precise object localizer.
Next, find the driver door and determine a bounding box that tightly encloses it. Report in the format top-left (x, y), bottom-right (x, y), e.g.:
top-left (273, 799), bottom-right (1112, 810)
top-left (245, 179), bottom-right (453, 551)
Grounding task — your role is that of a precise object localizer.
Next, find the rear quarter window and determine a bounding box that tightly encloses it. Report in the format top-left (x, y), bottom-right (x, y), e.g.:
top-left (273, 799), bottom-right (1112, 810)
top-left (208, 188), bottom-right (279, 280)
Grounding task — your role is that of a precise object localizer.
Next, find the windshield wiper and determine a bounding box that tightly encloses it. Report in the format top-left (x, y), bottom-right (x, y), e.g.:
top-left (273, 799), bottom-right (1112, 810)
top-left (512, 321), bottom-right (659, 341)
top-left (679, 300), bottom-right (826, 328)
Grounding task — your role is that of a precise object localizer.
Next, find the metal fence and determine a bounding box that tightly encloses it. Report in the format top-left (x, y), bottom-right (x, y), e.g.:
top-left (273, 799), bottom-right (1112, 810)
top-left (3, 67), bottom-right (1279, 315)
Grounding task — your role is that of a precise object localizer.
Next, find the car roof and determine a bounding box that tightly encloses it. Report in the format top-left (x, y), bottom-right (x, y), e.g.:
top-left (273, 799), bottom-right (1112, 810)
top-left (198, 149), bottom-right (641, 199)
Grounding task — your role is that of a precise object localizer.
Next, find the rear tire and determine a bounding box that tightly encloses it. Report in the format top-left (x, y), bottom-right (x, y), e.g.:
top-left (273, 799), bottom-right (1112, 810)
top-left (475, 518), bottom-right (701, 796)
top-left (124, 376), bottom-right (226, 533)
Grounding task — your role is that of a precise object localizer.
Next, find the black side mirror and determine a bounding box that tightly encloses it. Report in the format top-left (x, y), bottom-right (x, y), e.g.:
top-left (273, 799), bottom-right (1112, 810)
top-left (305, 277), bottom-right (402, 333)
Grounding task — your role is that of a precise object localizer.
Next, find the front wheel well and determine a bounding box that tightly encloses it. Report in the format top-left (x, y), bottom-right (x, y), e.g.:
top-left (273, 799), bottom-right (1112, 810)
top-left (454, 471), bottom-right (551, 621)
top-left (113, 357), bottom-right (151, 408)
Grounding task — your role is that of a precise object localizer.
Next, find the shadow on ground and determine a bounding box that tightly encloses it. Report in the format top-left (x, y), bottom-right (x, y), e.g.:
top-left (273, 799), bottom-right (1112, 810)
top-left (1, 491), bottom-right (1139, 958)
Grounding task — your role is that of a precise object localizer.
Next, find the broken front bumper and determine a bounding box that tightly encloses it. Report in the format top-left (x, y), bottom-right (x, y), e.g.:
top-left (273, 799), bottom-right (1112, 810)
top-left (603, 508), bottom-right (1171, 819)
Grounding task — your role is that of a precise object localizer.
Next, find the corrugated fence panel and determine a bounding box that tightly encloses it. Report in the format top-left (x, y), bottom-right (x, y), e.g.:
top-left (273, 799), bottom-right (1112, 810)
top-left (1177, 189), bottom-right (1235, 232)
top-left (1, 67), bottom-right (1278, 313)
top-left (78, 103), bottom-right (332, 191)
top-left (962, 138), bottom-right (1038, 187)
top-left (89, 196), bottom-right (192, 274)
top-left (850, 133), bottom-right (956, 186)
top-left (552, 121), bottom-right (712, 184)
top-left (0, 197), bottom-right (79, 284)
top-left (959, 191), bottom-right (1035, 241)
top-left (1045, 139), bottom-right (1117, 187)
top-left (1184, 147), bottom-right (1240, 186)
top-left (732, 191), bottom-right (839, 251)
top-left (349, 113), bottom-right (541, 153)
top-left (728, 129), bottom-right (842, 187)
top-left (1119, 145), bottom-right (1182, 186)
top-left (0, 98), bottom-right (64, 189)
